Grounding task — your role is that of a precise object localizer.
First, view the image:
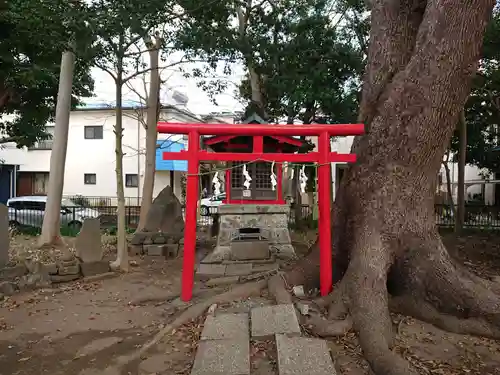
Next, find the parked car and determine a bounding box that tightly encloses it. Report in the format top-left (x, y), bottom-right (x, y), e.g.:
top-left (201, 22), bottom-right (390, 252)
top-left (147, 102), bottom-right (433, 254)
top-left (6, 196), bottom-right (101, 231)
top-left (198, 192), bottom-right (226, 216)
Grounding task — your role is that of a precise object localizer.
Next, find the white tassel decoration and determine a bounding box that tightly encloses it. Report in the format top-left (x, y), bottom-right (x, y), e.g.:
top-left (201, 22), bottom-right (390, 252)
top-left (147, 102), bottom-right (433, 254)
top-left (212, 172), bottom-right (221, 195)
top-left (270, 162), bottom-right (277, 191)
top-left (299, 165), bottom-right (308, 193)
top-left (242, 164), bottom-right (252, 189)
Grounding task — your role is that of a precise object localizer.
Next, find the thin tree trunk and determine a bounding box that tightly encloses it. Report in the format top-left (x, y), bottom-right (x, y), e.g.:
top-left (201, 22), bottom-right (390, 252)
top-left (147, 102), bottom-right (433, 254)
top-left (442, 151), bottom-right (456, 217)
top-left (38, 50), bottom-right (75, 248)
top-left (284, 2), bottom-right (497, 375)
top-left (136, 38), bottom-right (161, 232)
top-left (110, 61), bottom-right (128, 271)
top-left (455, 110), bottom-right (467, 233)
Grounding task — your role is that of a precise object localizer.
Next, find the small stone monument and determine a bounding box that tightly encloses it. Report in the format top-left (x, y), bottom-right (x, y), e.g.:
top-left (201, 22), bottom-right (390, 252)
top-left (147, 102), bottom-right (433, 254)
top-left (76, 218), bottom-right (109, 277)
top-left (0, 204), bottom-right (10, 268)
top-left (76, 218), bottom-right (102, 262)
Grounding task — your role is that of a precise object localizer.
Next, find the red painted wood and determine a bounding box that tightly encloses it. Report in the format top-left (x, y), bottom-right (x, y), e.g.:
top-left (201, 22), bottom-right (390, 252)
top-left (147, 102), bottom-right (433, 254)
top-left (158, 122), bottom-right (364, 137)
top-left (318, 131), bottom-right (332, 296)
top-left (181, 131), bottom-right (199, 302)
top-left (163, 150), bottom-right (356, 163)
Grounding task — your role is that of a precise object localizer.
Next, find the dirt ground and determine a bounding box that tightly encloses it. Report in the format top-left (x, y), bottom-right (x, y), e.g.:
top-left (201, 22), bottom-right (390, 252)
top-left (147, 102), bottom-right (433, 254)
top-left (0, 231), bottom-right (500, 375)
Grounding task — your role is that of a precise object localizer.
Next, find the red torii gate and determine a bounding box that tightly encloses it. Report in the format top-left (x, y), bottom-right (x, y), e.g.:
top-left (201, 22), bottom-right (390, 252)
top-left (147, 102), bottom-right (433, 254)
top-left (157, 122), bottom-right (364, 301)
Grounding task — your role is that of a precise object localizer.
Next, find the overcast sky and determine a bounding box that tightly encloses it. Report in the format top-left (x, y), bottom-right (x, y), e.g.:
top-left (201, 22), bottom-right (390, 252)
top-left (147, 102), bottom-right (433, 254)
top-left (87, 57), bottom-right (246, 115)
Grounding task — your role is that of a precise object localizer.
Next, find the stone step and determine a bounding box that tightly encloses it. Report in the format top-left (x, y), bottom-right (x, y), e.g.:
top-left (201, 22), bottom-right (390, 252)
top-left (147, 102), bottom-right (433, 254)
top-left (191, 313), bottom-right (250, 375)
top-left (250, 304), bottom-right (301, 339)
top-left (275, 334), bottom-right (336, 375)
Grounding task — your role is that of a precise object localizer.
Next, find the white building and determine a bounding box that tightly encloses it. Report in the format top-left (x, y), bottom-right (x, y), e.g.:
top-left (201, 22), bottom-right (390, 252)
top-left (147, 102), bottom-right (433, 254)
top-left (0, 104), bottom-right (201, 204)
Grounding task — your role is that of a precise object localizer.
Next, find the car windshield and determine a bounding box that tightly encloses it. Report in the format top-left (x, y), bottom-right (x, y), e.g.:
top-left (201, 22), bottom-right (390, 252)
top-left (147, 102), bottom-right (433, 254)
top-left (61, 198), bottom-right (83, 208)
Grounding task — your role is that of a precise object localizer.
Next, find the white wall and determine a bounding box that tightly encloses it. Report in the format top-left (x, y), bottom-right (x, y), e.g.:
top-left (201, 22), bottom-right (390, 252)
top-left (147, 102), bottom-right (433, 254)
top-left (0, 106), bottom-right (199, 202)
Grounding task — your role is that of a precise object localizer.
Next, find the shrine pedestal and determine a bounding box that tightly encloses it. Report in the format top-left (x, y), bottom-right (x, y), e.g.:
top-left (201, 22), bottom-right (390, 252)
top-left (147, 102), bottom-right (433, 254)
top-left (202, 204), bottom-right (296, 263)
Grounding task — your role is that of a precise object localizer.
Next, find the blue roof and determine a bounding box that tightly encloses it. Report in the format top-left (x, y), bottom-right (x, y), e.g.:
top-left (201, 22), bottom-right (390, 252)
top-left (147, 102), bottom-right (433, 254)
top-left (156, 140), bottom-right (187, 171)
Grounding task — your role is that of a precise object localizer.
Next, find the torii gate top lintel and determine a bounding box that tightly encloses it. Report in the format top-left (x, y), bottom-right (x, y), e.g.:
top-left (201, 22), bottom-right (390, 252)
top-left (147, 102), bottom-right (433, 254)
top-left (157, 121), bottom-right (365, 302)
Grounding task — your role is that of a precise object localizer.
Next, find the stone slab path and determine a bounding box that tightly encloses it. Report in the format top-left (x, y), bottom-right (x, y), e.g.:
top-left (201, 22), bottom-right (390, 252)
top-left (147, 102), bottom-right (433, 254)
top-left (190, 303), bottom-right (336, 375)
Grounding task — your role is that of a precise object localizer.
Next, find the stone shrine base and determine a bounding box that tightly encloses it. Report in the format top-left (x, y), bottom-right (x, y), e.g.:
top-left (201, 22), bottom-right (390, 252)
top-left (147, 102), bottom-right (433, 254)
top-left (197, 204), bottom-right (295, 281)
top-left (202, 204), bottom-right (296, 264)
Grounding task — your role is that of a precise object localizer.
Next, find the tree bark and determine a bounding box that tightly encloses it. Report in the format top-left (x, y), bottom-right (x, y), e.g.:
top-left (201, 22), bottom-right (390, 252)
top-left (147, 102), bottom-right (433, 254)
top-left (455, 109), bottom-right (467, 233)
top-left (110, 54), bottom-right (129, 272)
top-left (38, 50), bottom-right (75, 248)
top-left (285, 2), bottom-right (497, 375)
top-left (136, 37), bottom-right (161, 232)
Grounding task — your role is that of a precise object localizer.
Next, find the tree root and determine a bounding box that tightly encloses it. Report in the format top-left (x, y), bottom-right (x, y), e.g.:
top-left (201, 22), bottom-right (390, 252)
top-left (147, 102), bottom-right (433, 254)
top-left (391, 296), bottom-right (500, 340)
top-left (129, 287), bottom-right (224, 306)
top-left (106, 279), bottom-right (267, 371)
top-left (268, 272), bottom-right (293, 304)
top-left (302, 312), bottom-right (353, 337)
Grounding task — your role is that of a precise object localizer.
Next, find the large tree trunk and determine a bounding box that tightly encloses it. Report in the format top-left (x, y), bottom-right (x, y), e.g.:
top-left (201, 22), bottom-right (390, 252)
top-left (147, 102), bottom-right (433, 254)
top-left (38, 50), bottom-right (75, 248)
top-left (285, 2), bottom-right (498, 375)
top-left (110, 61), bottom-right (129, 272)
top-left (137, 37), bottom-right (161, 232)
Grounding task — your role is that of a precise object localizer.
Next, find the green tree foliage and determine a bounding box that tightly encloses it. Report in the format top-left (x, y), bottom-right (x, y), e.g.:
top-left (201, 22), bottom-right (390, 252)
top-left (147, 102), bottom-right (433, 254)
top-left (0, 0), bottom-right (94, 147)
top-left (175, 0), bottom-right (366, 123)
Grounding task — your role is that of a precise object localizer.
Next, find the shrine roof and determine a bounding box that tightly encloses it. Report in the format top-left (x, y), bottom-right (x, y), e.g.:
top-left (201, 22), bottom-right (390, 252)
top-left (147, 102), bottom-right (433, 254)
top-left (203, 134), bottom-right (314, 153)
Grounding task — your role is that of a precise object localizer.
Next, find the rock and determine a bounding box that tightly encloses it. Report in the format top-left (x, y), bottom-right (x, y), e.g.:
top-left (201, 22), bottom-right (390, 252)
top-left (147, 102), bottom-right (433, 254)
top-left (0, 264), bottom-right (27, 280)
top-left (80, 261), bottom-right (110, 277)
top-left (130, 232), bottom-right (148, 245)
top-left (0, 281), bottom-right (17, 296)
top-left (130, 186), bottom-right (184, 246)
top-left (164, 244), bottom-right (178, 259)
top-left (0, 204), bottom-right (9, 267)
top-left (50, 274), bottom-right (80, 283)
top-left (75, 218), bottom-right (102, 262)
top-left (20, 260), bottom-right (51, 288)
top-left (292, 285), bottom-right (305, 297)
top-left (143, 237), bottom-right (153, 245)
top-left (152, 232), bottom-right (167, 244)
top-left (296, 302), bottom-right (310, 316)
top-left (76, 337), bottom-right (123, 358)
top-left (128, 244), bottom-right (142, 256)
top-left (43, 263), bottom-right (58, 275)
top-left (144, 244), bottom-right (166, 256)
top-left (58, 262), bottom-right (80, 276)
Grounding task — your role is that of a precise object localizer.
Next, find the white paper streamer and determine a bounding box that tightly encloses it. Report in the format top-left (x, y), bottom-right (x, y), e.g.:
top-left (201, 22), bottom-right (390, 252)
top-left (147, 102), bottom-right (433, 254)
top-left (270, 162), bottom-right (277, 191)
top-left (299, 165), bottom-right (308, 193)
top-left (242, 164), bottom-right (252, 189)
top-left (212, 171), bottom-right (221, 195)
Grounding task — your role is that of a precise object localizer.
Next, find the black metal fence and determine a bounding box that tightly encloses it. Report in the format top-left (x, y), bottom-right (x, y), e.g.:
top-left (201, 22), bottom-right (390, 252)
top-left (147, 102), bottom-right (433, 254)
top-left (8, 195), bottom-right (500, 234)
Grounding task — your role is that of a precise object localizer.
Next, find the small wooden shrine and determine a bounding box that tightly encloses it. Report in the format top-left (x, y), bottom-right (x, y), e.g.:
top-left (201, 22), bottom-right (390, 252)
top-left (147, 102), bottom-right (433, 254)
top-left (203, 114), bottom-right (312, 204)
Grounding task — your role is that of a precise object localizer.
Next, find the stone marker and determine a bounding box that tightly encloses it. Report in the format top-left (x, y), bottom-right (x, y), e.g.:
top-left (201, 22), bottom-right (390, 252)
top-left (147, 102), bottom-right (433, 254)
top-left (75, 218), bottom-right (102, 263)
top-left (251, 304), bottom-right (301, 338)
top-left (201, 313), bottom-right (249, 341)
top-left (144, 244), bottom-right (166, 256)
top-left (191, 338), bottom-right (250, 375)
top-left (275, 334), bottom-right (336, 375)
top-left (0, 204), bottom-right (9, 267)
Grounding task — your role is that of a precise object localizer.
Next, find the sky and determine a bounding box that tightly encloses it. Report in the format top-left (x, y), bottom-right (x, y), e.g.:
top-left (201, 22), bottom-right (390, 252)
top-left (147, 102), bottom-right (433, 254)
top-left (86, 56), bottom-right (246, 116)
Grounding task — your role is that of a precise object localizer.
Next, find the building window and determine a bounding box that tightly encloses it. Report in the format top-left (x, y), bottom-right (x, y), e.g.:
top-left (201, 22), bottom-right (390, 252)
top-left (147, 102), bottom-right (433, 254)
top-left (28, 126), bottom-right (55, 150)
top-left (84, 126), bottom-right (103, 139)
top-left (84, 173), bottom-right (97, 185)
top-left (125, 174), bottom-right (138, 188)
